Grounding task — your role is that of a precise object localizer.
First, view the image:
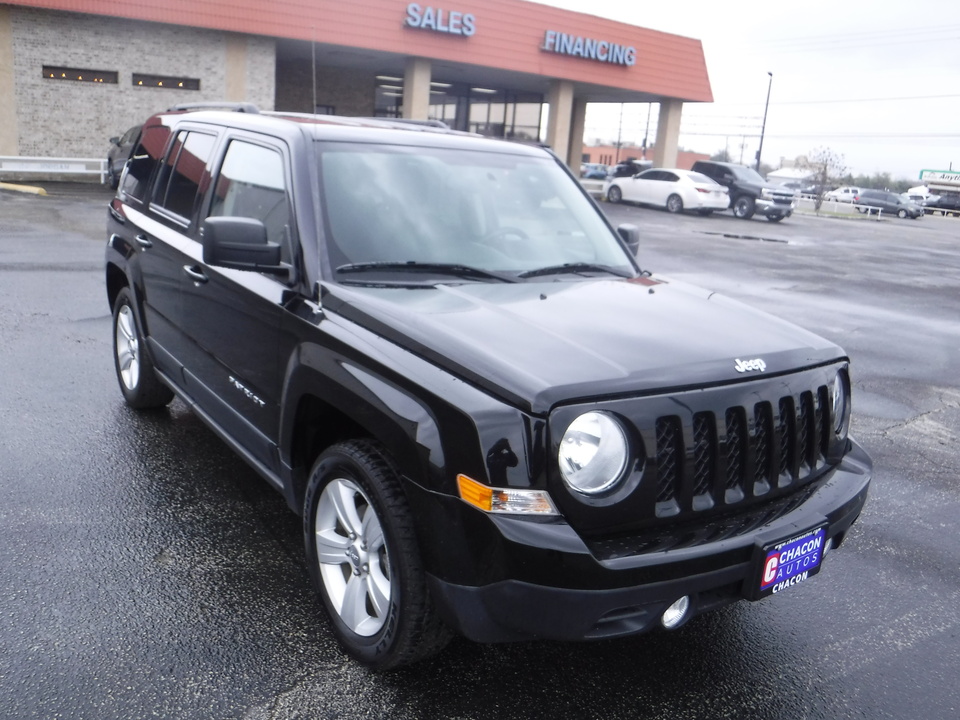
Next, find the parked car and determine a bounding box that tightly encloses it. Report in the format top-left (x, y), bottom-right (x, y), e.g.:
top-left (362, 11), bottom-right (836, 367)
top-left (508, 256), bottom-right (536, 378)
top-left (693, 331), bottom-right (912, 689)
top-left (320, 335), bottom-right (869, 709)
top-left (106, 125), bottom-right (141, 189)
top-left (105, 104), bottom-right (871, 670)
top-left (854, 189), bottom-right (923, 218)
top-left (605, 168), bottom-right (730, 214)
top-left (609, 158), bottom-right (653, 178)
top-left (580, 162), bottom-right (609, 179)
top-left (690, 160), bottom-right (796, 221)
top-left (780, 181), bottom-right (817, 196)
top-left (902, 192), bottom-right (937, 206)
top-left (824, 186), bottom-right (860, 203)
top-left (922, 192), bottom-right (960, 216)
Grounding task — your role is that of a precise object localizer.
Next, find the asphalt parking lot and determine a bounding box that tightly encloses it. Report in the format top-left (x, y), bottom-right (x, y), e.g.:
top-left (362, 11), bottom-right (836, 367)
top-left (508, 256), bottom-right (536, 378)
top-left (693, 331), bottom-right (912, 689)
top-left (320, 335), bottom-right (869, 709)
top-left (1, 183), bottom-right (959, 719)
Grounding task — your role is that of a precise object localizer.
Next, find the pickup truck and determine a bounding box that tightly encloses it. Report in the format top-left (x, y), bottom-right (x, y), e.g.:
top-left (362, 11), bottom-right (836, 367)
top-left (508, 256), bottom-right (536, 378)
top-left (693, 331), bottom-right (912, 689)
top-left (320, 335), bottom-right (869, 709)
top-left (691, 160), bottom-right (797, 221)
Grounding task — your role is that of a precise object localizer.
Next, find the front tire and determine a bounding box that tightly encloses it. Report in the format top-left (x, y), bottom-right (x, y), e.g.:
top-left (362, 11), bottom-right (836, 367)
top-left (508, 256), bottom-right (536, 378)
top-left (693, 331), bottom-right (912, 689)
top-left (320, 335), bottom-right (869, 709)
top-left (112, 287), bottom-right (174, 409)
top-left (897, 209), bottom-right (907, 219)
top-left (766, 214), bottom-right (785, 223)
top-left (606, 185), bottom-right (622, 203)
top-left (304, 440), bottom-right (451, 670)
top-left (665, 194), bottom-right (684, 214)
top-left (732, 196), bottom-right (756, 219)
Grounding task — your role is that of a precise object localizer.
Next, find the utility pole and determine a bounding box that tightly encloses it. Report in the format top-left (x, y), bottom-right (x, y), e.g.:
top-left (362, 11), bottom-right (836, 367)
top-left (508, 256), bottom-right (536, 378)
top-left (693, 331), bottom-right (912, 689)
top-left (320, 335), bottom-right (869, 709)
top-left (615, 103), bottom-right (624, 164)
top-left (755, 72), bottom-right (773, 172)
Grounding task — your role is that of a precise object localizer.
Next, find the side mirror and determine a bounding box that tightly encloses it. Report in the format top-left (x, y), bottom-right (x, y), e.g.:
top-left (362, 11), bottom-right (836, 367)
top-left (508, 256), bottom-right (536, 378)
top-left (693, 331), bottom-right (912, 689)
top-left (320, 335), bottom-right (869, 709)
top-left (109, 136), bottom-right (120, 146)
top-left (202, 216), bottom-right (285, 274)
top-left (617, 223), bottom-right (640, 256)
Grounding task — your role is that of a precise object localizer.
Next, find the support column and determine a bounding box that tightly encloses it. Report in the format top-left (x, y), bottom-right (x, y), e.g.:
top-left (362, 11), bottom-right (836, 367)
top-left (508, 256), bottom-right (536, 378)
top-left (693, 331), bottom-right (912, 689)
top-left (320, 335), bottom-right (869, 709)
top-left (0, 6), bottom-right (18, 155)
top-left (225, 34), bottom-right (247, 103)
top-left (545, 79), bottom-right (574, 165)
top-left (652, 100), bottom-right (683, 169)
top-left (403, 57), bottom-right (431, 121)
top-left (568, 97), bottom-right (588, 168)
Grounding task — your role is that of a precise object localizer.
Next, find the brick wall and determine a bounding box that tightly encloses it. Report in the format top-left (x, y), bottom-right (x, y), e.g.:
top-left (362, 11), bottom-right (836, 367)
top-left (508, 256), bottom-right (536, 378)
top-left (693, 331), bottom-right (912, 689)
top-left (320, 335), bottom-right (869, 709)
top-left (275, 56), bottom-right (375, 117)
top-left (10, 7), bottom-right (275, 158)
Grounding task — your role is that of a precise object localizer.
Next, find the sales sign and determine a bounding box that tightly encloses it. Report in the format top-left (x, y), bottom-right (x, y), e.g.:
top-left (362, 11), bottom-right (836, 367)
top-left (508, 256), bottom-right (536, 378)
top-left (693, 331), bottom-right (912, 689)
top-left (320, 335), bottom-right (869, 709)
top-left (404, 3), bottom-right (476, 37)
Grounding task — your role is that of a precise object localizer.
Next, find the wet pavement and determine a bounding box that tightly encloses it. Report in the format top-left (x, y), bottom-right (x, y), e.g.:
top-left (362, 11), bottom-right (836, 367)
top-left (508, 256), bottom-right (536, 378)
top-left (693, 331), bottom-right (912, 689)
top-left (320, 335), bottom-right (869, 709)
top-left (1, 183), bottom-right (959, 719)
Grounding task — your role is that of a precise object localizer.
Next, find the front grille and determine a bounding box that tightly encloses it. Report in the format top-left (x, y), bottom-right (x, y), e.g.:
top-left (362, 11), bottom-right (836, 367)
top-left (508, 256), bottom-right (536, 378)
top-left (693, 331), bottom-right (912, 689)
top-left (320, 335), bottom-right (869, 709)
top-left (549, 364), bottom-right (845, 551)
top-left (651, 383), bottom-right (831, 519)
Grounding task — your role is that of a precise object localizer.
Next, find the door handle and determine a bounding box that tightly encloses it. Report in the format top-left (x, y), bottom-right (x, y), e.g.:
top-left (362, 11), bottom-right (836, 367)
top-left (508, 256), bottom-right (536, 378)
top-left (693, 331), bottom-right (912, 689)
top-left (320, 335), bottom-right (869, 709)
top-left (183, 265), bottom-right (208, 284)
top-left (135, 234), bottom-right (152, 248)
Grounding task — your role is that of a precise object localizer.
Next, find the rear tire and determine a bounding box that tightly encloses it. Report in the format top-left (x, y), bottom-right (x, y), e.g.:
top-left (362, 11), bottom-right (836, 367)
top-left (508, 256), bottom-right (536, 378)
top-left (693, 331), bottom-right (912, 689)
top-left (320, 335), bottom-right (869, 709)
top-left (304, 440), bottom-right (451, 670)
top-left (897, 209), bottom-right (907, 219)
top-left (112, 287), bottom-right (174, 409)
top-left (607, 185), bottom-right (622, 203)
top-left (665, 194), bottom-right (684, 214)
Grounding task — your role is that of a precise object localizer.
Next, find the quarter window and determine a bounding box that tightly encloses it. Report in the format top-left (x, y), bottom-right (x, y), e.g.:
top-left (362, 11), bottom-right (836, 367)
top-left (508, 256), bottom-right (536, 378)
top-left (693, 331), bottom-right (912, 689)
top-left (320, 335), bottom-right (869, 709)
top-left (120, 124), bottom-right (170, 203)
top-left (153, 131), bottom-right (217, 220)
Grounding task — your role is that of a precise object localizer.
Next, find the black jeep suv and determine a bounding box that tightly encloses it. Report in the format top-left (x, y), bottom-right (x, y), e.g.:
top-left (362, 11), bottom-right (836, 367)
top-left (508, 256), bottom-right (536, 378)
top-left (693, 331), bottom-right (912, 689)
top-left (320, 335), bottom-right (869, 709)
top-left (105, 105), bottom-right (871, 669)
top-left (691, 160), bottom-right (797, 221)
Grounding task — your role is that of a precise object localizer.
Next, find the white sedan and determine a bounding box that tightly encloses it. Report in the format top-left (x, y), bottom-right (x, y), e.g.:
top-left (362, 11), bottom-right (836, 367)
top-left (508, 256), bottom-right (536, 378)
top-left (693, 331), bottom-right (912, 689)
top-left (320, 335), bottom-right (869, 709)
top-left (604, 168), bottom-right (730, 215)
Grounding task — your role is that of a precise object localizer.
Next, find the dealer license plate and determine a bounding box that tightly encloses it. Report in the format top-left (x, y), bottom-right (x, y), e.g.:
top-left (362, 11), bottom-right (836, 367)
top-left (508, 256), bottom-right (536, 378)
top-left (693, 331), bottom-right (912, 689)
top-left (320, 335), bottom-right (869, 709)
top-left (749, 525), bottom-right (827, 600)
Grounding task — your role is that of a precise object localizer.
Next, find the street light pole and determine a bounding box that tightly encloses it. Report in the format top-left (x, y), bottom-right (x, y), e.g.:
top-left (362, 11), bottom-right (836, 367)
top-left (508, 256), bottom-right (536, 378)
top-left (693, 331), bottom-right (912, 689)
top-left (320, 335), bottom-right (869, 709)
top-left (755, 71), bottom-right (773, 172)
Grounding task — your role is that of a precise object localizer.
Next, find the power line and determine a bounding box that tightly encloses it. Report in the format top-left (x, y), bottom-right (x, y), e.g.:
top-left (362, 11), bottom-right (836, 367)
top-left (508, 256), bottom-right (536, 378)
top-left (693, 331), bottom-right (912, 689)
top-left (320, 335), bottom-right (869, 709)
top-left (694, 93), bottom-right (960, 108)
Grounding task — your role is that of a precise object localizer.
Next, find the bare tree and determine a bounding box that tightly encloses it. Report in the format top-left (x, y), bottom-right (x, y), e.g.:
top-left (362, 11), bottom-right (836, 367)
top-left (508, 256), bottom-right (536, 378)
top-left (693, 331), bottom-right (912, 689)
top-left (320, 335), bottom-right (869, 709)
top-left (799, 147), bottom-right (847, 211)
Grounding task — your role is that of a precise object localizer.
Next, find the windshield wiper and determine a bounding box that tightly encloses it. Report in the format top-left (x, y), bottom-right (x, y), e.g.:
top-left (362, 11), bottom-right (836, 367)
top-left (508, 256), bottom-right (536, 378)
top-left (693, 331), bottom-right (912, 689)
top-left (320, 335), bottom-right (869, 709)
top-left (517, 262), bottom-right (634, 279)
top-left (336, 261), bottom-right (518, 283)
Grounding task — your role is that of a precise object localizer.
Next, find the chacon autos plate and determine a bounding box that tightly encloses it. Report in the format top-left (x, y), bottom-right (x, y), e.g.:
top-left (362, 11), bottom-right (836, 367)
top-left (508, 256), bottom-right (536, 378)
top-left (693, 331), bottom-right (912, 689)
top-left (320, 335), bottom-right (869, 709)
top-left (747, 524), bottom-right (827, 601)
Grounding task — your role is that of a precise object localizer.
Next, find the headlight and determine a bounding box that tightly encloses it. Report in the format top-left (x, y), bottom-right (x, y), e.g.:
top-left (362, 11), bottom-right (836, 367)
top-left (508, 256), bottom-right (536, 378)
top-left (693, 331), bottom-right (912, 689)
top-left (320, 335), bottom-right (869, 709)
top-left (558, 412), bottom-right (629, 495)
top-left (832, 369), bottom-right (851, 439)
top-left (761, 188), bottom-right (774, 200)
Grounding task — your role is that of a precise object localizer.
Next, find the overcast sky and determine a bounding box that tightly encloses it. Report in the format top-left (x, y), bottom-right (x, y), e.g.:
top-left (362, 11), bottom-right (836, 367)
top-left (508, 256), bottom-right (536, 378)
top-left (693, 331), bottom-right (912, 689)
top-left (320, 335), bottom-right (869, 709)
top-left (536, 0), bottom-right (960, 181)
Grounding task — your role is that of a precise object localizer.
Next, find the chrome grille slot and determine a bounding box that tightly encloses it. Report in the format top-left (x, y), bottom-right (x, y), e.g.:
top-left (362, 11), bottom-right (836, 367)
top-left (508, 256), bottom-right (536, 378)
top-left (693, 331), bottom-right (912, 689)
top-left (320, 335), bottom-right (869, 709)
top-left (753, 402), bottom-right (773, 497)
top-left (655, 416), bottom-right (682, 506)
top-left (691, 412), bottom-right (715, 497)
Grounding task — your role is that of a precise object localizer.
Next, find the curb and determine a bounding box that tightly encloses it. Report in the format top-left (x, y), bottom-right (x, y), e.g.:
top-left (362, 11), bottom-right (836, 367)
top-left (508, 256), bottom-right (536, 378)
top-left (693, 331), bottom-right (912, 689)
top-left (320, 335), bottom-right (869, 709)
top-left (0, 181), bottom-right (48, 196)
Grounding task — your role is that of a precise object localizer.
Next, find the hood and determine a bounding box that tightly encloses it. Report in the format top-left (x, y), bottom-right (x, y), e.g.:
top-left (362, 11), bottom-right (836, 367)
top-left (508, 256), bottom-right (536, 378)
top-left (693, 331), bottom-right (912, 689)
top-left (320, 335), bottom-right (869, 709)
top-left (324, 277), bottom-right (844, 414)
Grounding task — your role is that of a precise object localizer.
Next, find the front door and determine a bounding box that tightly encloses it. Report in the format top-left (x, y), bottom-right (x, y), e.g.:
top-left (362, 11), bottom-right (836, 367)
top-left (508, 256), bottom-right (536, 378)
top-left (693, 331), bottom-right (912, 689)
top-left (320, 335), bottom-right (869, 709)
top-left (177, 136), bottom-right (298, 475)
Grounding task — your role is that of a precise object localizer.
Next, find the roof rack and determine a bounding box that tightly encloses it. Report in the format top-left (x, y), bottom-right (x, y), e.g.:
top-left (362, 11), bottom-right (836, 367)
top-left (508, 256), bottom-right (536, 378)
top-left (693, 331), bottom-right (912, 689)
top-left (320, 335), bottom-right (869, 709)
top-left (363, 117), bottom-right (450, 129)
top-left (167, 102), bottom-right (260, 114)
top-left (261, 111), bottom-right (462, 134)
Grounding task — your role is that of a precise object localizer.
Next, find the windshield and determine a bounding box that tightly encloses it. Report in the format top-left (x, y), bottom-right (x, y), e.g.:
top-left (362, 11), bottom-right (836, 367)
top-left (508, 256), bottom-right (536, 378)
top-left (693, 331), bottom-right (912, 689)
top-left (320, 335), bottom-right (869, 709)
top-left (728, 165), bottom-right (767, 184)
top-left (316, 141), bottom-right (635, 283)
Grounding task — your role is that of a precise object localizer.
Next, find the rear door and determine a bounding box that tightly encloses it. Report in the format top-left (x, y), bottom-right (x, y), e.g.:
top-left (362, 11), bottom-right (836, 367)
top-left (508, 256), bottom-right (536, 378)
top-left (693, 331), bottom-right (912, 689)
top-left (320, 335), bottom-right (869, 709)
top-left (654, 171), bottom-right (680, 206)
top-left (112, 123), bottom-right (218, 377)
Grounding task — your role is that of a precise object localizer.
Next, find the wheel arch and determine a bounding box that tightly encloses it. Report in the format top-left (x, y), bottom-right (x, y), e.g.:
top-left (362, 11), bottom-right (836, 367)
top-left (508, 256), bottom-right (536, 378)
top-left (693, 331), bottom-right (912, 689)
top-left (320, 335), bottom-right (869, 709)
top-left (105, 261), bottom-right (128, 311)
top-left (279, 358), bottom-right (467, 517)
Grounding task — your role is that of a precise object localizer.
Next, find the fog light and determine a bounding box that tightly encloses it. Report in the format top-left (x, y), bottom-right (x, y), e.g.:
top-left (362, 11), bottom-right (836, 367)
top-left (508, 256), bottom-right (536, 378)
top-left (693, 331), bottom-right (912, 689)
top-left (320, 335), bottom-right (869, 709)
top-left (661, 596), bottom-right (691, 630)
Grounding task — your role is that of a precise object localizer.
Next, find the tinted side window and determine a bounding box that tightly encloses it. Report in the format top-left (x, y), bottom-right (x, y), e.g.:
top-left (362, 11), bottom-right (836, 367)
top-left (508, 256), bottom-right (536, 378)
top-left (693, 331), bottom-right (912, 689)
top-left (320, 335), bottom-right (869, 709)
top-left (153, 130), bottom-right (217, 221)
top-left (662, 172), bottom-right (679, 183)
top-left (697, 164), bottom-right (720, 181)
top-left (209, 140), bottom-right (292, 260)
top-left (119, 124), bottom-right (169, 203)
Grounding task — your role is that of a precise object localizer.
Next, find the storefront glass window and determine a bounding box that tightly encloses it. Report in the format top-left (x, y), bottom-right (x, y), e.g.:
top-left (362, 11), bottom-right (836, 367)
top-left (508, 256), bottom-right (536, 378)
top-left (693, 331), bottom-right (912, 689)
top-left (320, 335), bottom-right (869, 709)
top-left (374, 78), bottom-right (542, 140)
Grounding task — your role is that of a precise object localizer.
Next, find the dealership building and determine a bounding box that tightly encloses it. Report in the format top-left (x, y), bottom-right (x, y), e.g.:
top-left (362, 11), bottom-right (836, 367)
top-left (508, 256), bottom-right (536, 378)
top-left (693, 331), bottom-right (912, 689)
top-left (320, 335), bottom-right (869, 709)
top-left (0, 0), bottom-right (712, 173)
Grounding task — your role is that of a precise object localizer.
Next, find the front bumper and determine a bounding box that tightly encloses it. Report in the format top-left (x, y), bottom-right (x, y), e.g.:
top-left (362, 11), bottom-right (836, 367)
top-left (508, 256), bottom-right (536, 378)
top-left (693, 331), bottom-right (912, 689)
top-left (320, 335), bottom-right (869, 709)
top-left (418, 440), bottom-right (871, 643)
top-left (756, 197), bottom-right (796, 217)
